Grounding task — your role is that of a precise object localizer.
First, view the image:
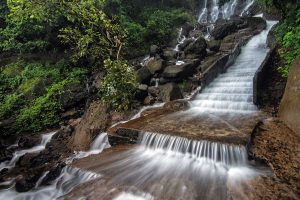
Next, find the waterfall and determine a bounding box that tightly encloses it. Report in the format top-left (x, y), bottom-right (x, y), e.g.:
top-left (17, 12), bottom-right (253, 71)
top-left (140, 132), bottom-right (248, 166)
top-left (190, 20), bottom-right (278, 114)
top-left (198, 0), bottom-right (208, 23)
top-left (0, 131), bottom-right (56, 171)
top-left (0, 167), bottom-right (99, 200)
top-left (210, 0), bottom-right (220, 23)
top-left (198, 0), bottom-right (254, 24)
top-left (174, 27), bottom-right (187, 52)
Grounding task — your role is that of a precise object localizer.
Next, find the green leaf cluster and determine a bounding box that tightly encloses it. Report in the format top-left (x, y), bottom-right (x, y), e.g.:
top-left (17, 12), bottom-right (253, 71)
top-left (100, 59), bottom-right (138, 110)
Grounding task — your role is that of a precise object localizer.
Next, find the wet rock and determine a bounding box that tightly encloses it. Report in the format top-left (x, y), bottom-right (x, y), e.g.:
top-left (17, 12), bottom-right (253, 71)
top-left (146, 58), bottom-right (164, 74)
top-left (188, 29), bottom-right (203, 39)
top-left (148, 86), bottom-right (160, 97)
top-left (68, 101), bottom-right (110, 151)
top-left (184, 37), bottom-right (207, 59)
top-left (162, 59), bottom-right (200, 79)
top-left (244, 17), bottom-right (267, 32)
top-left (208, 40), bottom-right (221, 52)
top-left (158, 83), bottom-right (183, 102)
top-left (163, 100), bottom-right (189, 111)
top-left (179, 38), bottom-right (194, 51)
top-left (211, 20), bottom-right (238, 40)
top-left (18, 136), bottom-right (41, 149)
top-left (182, 22), bottom-right (194, 36)
top-left (143, 96), bottom-right (155, 105)
top-left (136, 66), bottom-right (152, 84)
top-left (41, 163), bottom-right (66, 186)
top-left (0, 149), bottom-right (13, 163)
top-left (135, 84), bottom-right (148, 101)
top-left (150, 45), bottom-right (162, 57)
top-left (15, 175), bottom-right (38, 193)
top-left (162, 49), bottom-right (177, 60)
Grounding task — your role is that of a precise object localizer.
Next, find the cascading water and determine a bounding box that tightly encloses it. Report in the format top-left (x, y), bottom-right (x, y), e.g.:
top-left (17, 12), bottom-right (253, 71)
top-left (198, 0), bottom-right (255, 24)
top-left (76, 132), bottom-right (268, 200)
top-left (0, 166), bottom-right (100, 200)
top-left (198, 0), bottom-right (208, 23)
top-left (190, 20), bottom-right (278, 114)
top-left (0, 131), bottom-right (56, 171)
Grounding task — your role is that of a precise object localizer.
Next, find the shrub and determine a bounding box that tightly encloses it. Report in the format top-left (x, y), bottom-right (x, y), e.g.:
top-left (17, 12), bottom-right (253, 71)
top-left (100, 58), bottom-right (138, 110)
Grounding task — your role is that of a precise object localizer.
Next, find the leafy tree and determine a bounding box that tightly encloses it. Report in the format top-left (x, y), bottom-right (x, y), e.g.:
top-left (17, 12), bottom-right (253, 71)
top-left (59, 0), bottom-right (125, 65)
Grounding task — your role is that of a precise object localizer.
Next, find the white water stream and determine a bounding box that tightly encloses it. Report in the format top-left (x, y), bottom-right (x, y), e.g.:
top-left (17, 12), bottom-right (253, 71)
top-left (0, 132), bottom-right (56, 171)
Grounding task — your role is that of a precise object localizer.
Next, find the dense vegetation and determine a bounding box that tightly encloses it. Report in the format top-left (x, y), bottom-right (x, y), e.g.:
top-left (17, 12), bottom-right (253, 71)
top-left (258, 0), bottom-right (300, 77)
top-left (0, 0), bottom-right (195, 134)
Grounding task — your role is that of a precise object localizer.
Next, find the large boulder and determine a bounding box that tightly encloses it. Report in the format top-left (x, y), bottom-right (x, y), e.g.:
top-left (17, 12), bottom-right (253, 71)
top-left (244, 17), bottom-right (267, 32)
top-left (279, 59), bottom-right (300, 134)
top-left (184, 37), bottom-right (207, 59)
top-left (162, 59), bottom-right (200, 79)
top-left (136, 66), bottom-right (152, 84)
top-left (67, 101), bottom-right (110, 151)
top-left (135, 84), bottom-right (148, 101)
top-left (162, 49), bottom-right (177, 60)
top-left (211, 20), bottom-right (238, 40)
top-left (149, 45), bottom-right (161, 57)
top-left (208, 40), bottom-right (221, 52)
top-left (60, 83), bottom-right (88, 109)
top-left (158, 83), bottom-right (183, 102)
top-left (181, 22), bottom-right (194, 36)
top-left (146, 58), bottom-right (164, 74)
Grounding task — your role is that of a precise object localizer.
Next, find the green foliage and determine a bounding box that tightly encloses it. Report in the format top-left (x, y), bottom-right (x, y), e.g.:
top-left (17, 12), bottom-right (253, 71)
top-left (105, 0), bottom-right (195, 57)
top-left (100, 59), bottom-right (138, 110)
top-left (276, 7), bottom-right (300, 77)
top-left (0, 59), bottom-right (88, 134)
top-left (59, 0), bottom-right (125, 64)
top-left (178, 80), bottom-right (189, 92)
top-left (16, 79), bottom-right (70, 132)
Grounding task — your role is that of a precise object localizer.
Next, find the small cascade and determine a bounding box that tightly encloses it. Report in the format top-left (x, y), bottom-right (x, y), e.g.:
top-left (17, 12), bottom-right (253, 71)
top-left (198, 0), bottom-right (208, 23)
top-left (210, 0), bottom-right (220, 23)
top-left (190, 20), bottom-right (277, 114)
top-left (0, 167), bottom-right (99, 200)
top-left (221, 0), bottom-right (239, 19)
top-left (174, 27), bottom-right (187, 52)
top-left (240, 0), bottom-right (254, 16)
top-left (0, 131), bottom-right (56, 171)
top-left (140, 132), bottom-right (247, 166)
top-left (140, 55), bottom-right (152, 67)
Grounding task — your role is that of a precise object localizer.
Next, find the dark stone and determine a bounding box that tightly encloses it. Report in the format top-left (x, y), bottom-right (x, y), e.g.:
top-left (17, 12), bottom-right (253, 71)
top-left (182, 22), bottom-right (194, 36)
top-left (146, 58), bottom-right (164, 74)
top-left (41, 163), bottom-right (66, 186)
top-left (60, 83), bottom-right (88, 109)
top-left (211, 20), bottom-right (238, 40)
top-left (163, 100), bottom-right (189, 111)
top-left (136, 66), bottom-right (152, 84)
top-left (15, 177), bottom-right (36, 192)
top-left (150, 45), bottom-right (161, 57)
top-left (162, 50), bottom-right (177, 60)
top-left (208, 40), bottom-right (221, 52)
top-left (184, 37), bottom-right (207, 59)
top-left (0, 149), bottom-right (13, 163)
top-left (243, 17), bottom-right (267, 32)
top-left (162, 59), bottom-right (200, 79)
top-left (135, 84), bottom-right (148, 101)
top-left (148, 86), bottom-right (160, 97)
top-left (158, 83), bottom-right (183, 102)
top-left (179, 38), bottom-right (195, 51)
top-left (18, 136), bottom-right (41, 149)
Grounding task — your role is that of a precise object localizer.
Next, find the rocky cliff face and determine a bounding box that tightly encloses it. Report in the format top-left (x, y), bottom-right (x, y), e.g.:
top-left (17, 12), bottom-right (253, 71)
top-left (279, 59), bottom-right (300, 134)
